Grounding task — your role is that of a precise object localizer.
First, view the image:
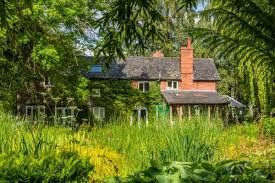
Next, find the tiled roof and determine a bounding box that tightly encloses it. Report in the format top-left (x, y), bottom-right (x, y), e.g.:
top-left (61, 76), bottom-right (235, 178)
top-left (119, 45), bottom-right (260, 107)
top-left (161, 90), bottom-right (229, 105)
top-left (193, 58), bottom-right (220, 81)
top-left (84, 56), bottom-right (220, 81)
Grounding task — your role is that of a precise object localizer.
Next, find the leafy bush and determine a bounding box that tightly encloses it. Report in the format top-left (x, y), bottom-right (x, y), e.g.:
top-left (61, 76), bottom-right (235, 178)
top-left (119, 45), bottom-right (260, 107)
top-left (105, 160), bottom-right (274, 182)
top-left (262, 116), bottom-right (275, 138)
top-left (61, 143), bottom-right (127, 180)
top-left (0, 151), bottom-right (93, 182)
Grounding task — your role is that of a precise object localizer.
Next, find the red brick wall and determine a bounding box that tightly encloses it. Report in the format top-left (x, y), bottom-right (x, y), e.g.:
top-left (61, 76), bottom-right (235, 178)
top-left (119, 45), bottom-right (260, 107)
top-left (136, 80), bottom-right (216, 91)
top-left (160, 81), bottom-right (166, 90)
top-left (193, 81), bottom-right (216, 91)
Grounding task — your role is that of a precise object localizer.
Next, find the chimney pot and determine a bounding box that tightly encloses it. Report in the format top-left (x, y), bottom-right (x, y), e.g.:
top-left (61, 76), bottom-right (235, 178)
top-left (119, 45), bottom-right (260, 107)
top-left (180, 37), bottom-right (192, 49)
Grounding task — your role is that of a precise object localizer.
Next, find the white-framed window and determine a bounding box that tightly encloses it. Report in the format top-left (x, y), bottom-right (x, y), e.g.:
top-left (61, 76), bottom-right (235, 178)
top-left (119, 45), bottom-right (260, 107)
top-left (25, 105), bottom-right (46, 121)
top-left (55, 107), bottom-right (75, 125)
top-left (90, 65), bottom-right (103, 73)
top-left (138, 81), bottom-right (149, 92)
top-left (93, 107), bottom-right (105, 119)
top-left (91, 89), bottom-right (100, 97)
top-left (167, 81), bottom-right (178, 90)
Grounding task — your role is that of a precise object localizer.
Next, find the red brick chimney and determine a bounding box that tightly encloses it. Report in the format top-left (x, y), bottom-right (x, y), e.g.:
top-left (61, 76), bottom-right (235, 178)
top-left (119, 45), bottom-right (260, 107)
top-left (179, 37), bottom-right (194, 90)
top-left (152, 50), bottom-right (164, 58)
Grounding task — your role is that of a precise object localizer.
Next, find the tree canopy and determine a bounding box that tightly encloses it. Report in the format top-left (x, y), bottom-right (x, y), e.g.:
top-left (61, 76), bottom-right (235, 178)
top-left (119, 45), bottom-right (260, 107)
top-left (191, 0), bottom-right (275, 114)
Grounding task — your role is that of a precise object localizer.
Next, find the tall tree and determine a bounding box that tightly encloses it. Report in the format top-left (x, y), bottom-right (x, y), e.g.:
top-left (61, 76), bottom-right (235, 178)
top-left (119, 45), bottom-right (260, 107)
top-left (94, 0), bottom-right (199, 61)
top-left (191, 0), bottom-right (275, 114)
top-left (0, 0), bottom-right (98, 109)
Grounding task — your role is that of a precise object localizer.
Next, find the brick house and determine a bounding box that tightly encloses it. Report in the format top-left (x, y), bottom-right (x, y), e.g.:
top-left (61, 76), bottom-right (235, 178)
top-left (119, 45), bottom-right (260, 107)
top-left (85, 38), bottom-right (238, 123)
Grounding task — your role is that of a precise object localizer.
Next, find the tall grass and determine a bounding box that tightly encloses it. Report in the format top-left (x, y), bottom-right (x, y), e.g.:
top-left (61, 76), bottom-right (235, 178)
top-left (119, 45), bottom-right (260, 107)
top-left (0, 111), bottom-right (93, 181)
top-left (84, 115), bottom-right (224, 174)
top-left (0, 111), bottom-right (62, 156)
top-left (0, 110), bottom-right (272, 180)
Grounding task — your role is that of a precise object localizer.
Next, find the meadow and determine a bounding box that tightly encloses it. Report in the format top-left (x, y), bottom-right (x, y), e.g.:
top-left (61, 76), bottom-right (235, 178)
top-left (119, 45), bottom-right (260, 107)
top-left (0, 110), bottom-right (274, 182)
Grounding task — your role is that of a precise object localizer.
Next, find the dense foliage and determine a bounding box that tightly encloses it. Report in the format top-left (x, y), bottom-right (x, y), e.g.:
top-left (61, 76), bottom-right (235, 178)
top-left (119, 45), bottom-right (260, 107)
top-left (191, 0), bottom-right (275, 114)
top-left (0, 109), bottom-right (274, 181)
top-left (262, 116), bottom-right (275, 138)
top-left (0, 152), bottom-right (93, 182)
top-left (106, 160), bottom-right (274, 182)
top-left (0, 0), bottom-right (97, 110)
top-left (90, 80), bottom-right (162, 118)
top-left (0, 111), bottom-right (94, 182)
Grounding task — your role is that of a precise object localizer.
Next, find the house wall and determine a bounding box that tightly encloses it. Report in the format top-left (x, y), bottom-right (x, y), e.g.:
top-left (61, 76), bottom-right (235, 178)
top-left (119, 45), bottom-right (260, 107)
top-left (160, 81), bottom-right (166, 90)
top-left (160, 80), bottom-right (216, 91)
top-left (194, 81), bottom-right (216, 91)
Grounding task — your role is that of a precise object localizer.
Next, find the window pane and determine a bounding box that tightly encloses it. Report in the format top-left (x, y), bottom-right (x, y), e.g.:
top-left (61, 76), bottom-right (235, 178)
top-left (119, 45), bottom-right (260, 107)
top-left (66, 109), bottom-right (71, 116)
top-left (167, 81), bottom-right (172, 88)
top-left (93, 107), bottom-right (99, 118)
top-left (144, 82), bottom-right (149, 92)
top-left (26, 107), bottom-right (32, 115)
top-left (173, 81), bottom-right (178, 89)
top-left (139, 83), bottom-right (144, 91)
top-left (100, 108), bottom-right (105, 119)
top-left (90, 66), bottom-right (103, 73)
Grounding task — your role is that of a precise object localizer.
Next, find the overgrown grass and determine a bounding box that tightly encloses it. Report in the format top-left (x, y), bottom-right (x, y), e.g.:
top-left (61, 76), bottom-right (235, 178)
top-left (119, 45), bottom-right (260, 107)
top-left (0, 112), bottom-right (93, 182)
top-left (0, 110), bottom-right (274, 181)
top-left (83, 116), bottom-right (223, 174)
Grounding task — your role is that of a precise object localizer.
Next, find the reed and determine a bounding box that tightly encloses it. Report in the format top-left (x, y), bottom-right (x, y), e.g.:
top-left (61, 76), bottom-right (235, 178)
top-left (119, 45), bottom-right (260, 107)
top-left (85, 115), bottom-right (224, 173)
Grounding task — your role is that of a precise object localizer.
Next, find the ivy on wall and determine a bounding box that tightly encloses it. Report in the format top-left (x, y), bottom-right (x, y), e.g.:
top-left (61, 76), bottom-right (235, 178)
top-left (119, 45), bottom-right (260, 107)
top-left (90, 80), bottom-right (163, 118)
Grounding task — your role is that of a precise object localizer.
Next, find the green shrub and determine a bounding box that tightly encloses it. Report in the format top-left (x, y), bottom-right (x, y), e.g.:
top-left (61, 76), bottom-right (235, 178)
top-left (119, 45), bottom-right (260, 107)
top-left (105, 160), bottom-right (274, 182)
top-left (0, 151), bottom-right (93, 182)
top-left (262, 116), bottom-right (275, 138)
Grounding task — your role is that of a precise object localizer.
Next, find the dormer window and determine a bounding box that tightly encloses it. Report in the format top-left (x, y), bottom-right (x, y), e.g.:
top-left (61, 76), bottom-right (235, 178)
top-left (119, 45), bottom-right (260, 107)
top-left (90, 65), bottom-right (103, 73)
top-left (167, 81), bottom-right (178, 90)
top-left (138, 81), bottom-right (149, 92)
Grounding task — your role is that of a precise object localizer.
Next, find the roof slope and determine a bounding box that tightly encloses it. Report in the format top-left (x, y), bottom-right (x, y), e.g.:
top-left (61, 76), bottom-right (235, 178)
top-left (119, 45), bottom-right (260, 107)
top-left (162, 90), bottom-right (229, 105)
top-left (84, 56), bottom-right (220, 81)
top-left (226, 96), bottom-right (246, 108)
top-left (193, 58), bottom-right (220, 81)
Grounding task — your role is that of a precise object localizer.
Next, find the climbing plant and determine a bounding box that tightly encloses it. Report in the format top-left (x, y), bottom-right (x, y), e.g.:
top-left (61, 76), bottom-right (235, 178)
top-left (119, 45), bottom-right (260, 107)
top-left (90, 80), bottom-right (163, 118)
